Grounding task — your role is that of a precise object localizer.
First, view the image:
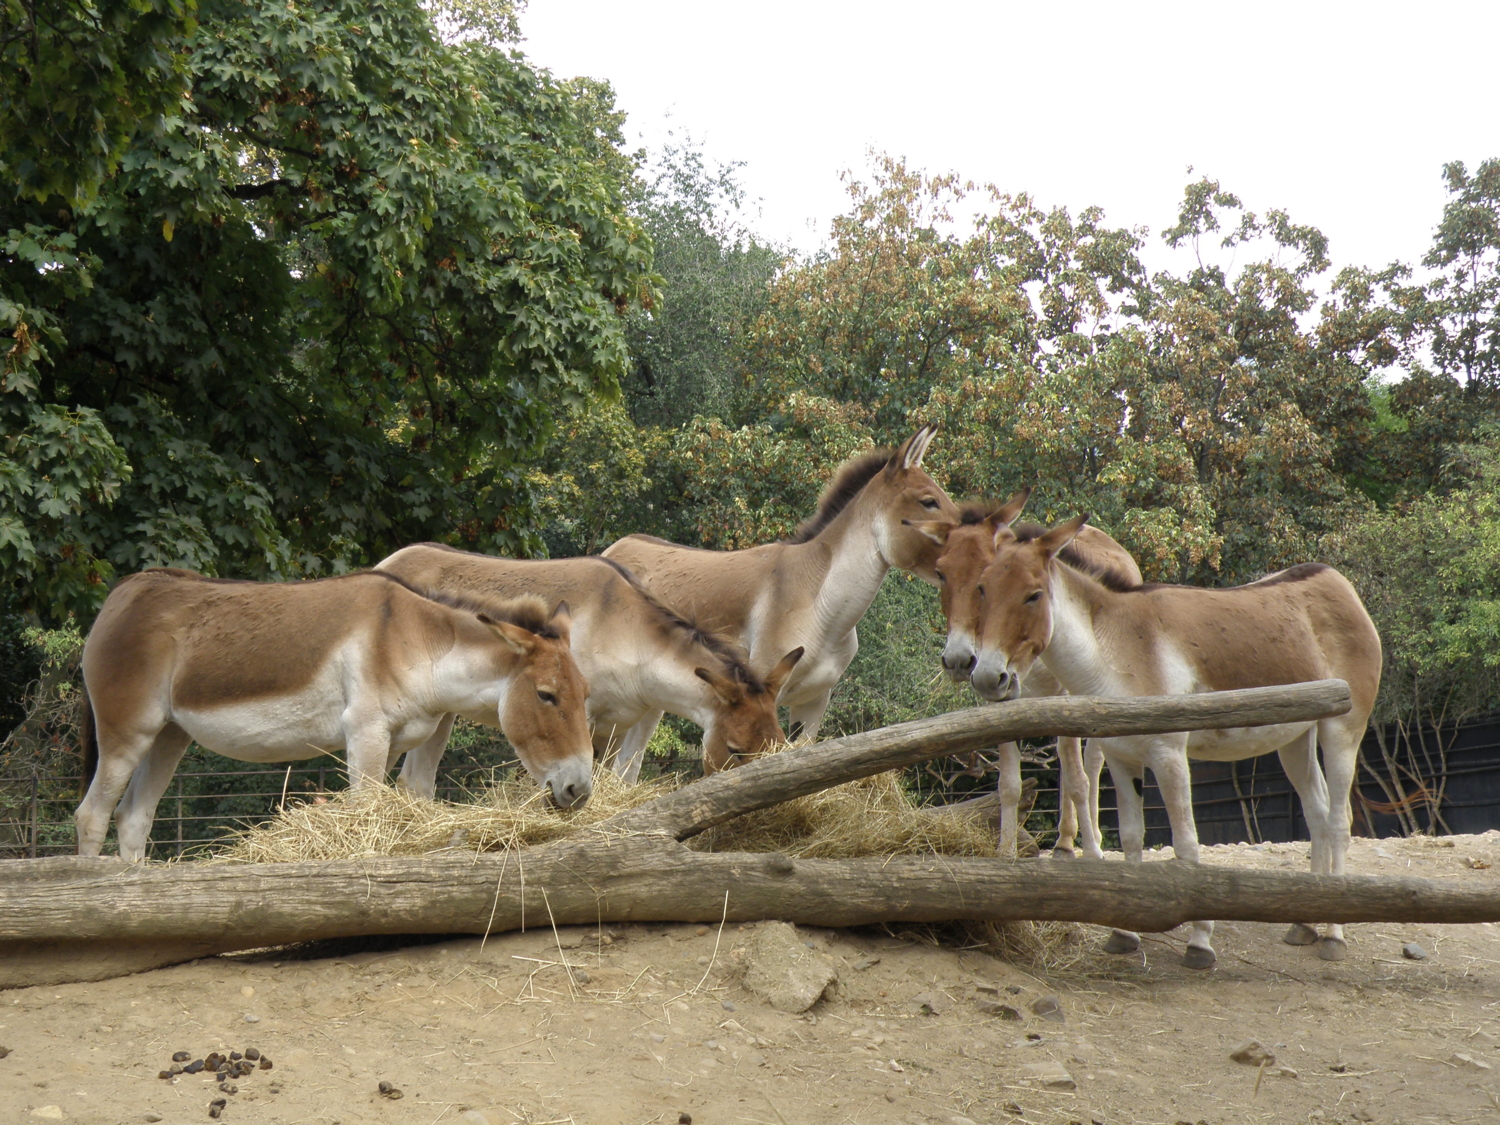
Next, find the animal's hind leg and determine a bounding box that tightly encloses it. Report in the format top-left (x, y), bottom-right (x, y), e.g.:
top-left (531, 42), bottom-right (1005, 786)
top-left (1276, 728), bottom-right (1344, 958)
top-left (1101, 750), bottom-right (1144, 956)
top-left (109, 725), bottom-right (193, 862)
top-left (786, 689), bottom-right (833, 745)
top-left (1315, 718), bottom-right (1363, 960)
top-left (75, 721), bottom-right (166, 858)
top-left (1147, 739), bottom-right (1216, 969)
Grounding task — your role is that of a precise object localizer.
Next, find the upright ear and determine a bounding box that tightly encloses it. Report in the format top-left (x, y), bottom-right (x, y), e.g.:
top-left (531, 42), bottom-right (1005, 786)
top-left (694, 666), bottom-right (742, 707)
top-left (901, 518), bottom-right (954, 547)
top-left (479, 614), bottom-right (537, 655)
top-left (764, 647), bottom-right (805, 697)
top-left (1037, 514), bottom-right (1090, 560)
top-left (988, 487), bottom-right (1032, 529)
top-left (548, 600), bottom-right (573, 639)
top-left (889, 424), bottom-right (939, 476)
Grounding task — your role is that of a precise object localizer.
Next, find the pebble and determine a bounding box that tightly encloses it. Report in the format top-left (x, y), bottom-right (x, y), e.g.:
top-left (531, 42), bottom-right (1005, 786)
top-left (457, 1112), bottom-right (504, 1125)
top-left (29, 1109), bottom-right (64, 1121)
top-left (1453, 1052), bottom-right (1493, 1072)
top-left (1021, 1059), bottom-right (1077, 1090)
top-left (721, 1000), bottom-right (736, 1012)
top-left (144, 1116), bottom-right (164, 1123)
top-left (243, 1014), bottom-right (261, 1023)
top-left (1402, 942), bottom-right (1429, 960)
top-left (1230, 1039), bottom-right (1276, 1066)
top-left (975, 999), bottom-right (1022, 1020)
top-left (1030, 995), bottom-right (1065, 1023)
top-left (912, 991), bottom-right (949, 1015)
top-left (240, 986), bottom-right (254, 998)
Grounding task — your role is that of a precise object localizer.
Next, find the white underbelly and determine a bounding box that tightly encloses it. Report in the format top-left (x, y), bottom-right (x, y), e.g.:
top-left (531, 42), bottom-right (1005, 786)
top-left (173, 698), bottom-right (349, 763)
top-left (1185, 721), bottom-right (1316, 762)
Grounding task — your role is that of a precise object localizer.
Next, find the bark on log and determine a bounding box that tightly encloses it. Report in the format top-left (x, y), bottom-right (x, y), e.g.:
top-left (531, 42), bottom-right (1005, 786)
top-left (3, 845), bottom-right (1497, 988)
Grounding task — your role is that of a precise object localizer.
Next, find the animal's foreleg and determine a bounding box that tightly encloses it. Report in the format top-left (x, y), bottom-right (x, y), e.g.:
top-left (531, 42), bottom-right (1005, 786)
top-left (344, 718), bottom-right (393, 792)
top-left (1281, 725), bottom-right (1349, 960)
top-left (786, 690), bottom-right (833, 745)
top-left (612, 712), bottom-right (663, 785)
top-left (396, 714), bottom-right (457, 801)
top-left (995, 741), bottom-right (1023, 859)
top-left (1053, 736), bottom-right (1085, 857)
top-left (1148, 739), bottom-right (1216, 969)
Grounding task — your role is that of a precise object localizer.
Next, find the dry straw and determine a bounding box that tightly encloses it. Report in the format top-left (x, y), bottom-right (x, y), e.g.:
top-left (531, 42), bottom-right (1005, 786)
top-left (205, 759), bottom-right (1090, 968)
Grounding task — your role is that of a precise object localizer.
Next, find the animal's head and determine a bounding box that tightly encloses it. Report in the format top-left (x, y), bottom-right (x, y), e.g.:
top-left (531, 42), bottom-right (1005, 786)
top-left (969, 515), bottom-right (1089, 702)
top-left (909, 490), bottom-right (1031, 681)
top-left (868, 425), bottom-right (962, 581)
top-left (486, 600), bottom-right (595, 808)
top-left (696, 647), bottom-right (804, 773)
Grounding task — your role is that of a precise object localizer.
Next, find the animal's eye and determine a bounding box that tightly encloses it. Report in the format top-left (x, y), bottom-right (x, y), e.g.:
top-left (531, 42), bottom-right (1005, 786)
top-left (1024, 591), bottom-right (1043, 605)
top-left (537, 690), bottom-right (558, 705)
top-left (920, 498), bottom-right (941, 510)
top-left (934, 570), bottom-right (946, 584)
top-left (726, 745), bottom-right (744, 756)
top-left (977, 586), bottom-right (986, 599)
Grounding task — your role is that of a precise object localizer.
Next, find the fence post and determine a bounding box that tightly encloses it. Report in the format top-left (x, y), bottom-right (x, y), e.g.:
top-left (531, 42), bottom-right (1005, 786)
top-left (29, 772), bottom-right (38, 859)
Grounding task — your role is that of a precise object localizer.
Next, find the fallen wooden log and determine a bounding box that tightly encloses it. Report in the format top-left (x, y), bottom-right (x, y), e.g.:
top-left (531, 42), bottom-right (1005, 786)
top-left (8, 679), bottom-right (1443, 990)
top-left (3, 847), bottom-right (1497, 987)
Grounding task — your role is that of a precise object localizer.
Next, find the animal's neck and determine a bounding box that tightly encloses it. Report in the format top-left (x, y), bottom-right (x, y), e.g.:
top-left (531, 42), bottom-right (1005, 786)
top-left (1037, 564), bottom-right (1116, 697)
top-left (792, 490), bottom-right (892, 640)
top-left (636, 645), bottom-right (726, 730)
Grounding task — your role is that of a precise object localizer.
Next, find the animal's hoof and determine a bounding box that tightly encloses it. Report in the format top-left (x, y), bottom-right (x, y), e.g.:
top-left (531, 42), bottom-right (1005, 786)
top-left (1182, 945), bottom-right (1217, 970)
top-left (1103, 930), bottom-right (1141, 955)
top-left (1282, 922), bottom-right (1320, 947)
top-left (1317, 937), bottom-right (1347, 962)
top-left (1050, 845), bottom-right (1076, 859)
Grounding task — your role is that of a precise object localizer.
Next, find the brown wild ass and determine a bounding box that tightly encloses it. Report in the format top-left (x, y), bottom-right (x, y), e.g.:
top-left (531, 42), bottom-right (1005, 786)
top-left (75, 568), bottom-right (593, 861)
top-left (377, 544), bottom-right (802, 785)
top-left (604, 426), bottom-right (960, 745)
top-left (908, 492), bottom-right (1143, 858)
top-left (965, 514), bottom-right (1381, 968)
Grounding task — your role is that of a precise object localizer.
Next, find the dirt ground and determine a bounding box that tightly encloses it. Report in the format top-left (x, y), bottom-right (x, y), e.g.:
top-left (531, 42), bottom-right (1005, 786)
top-left (2, 832), bottom-right (1499, 1125)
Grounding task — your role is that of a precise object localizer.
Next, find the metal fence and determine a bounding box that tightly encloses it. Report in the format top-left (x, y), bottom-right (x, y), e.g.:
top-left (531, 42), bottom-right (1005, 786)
top-left (5, 712), bottom-right (1500, 860)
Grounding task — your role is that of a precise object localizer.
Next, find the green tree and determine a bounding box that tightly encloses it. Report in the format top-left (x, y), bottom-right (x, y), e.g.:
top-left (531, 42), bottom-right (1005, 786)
top-left (1, 0), bottom-right (652, 620)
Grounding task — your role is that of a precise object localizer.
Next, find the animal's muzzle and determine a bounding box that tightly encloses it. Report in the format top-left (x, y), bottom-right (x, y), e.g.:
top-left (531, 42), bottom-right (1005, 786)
top-left (970, 662), bottom-right (1020, 703)
top-left (546, 763), bottom-right (593, 810)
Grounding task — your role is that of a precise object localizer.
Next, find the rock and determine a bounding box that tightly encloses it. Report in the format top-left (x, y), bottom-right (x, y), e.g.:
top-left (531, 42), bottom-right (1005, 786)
top-left (739, 922), bottom-right (839, 1013)
top-left (243, 1013), bottom-right (260, 1023)
top-left (1452, 1052), bottom-right (1493, 1072)
top-left (240, 986), bottom-right (254, 998)
top-left (1275, 1065), bottom-right (1299, 1078)
top-left (1230, 1039), bottom-right (1275, 1066)
top-left (1402, 942), bottom-right (1429, 960)
top-left (721, 1000), bottom-right (737, 1011)
top-left (1030, 995), bottom-right (1065, 1023)
top-left (975, 999), bottom-right (1022, 1020)
top-left (0, 1045), bottom-right (10, 1058)
top-left (1020, 1060), bottom-right (1077, 1090)
top-left (143, 1116), bottom-right (164, 1124)
top-left (30, 1108), bottom-right (64, 1121)
top-left (912, 991), bottom-right (949, 1015)
top-left (457, 1110), bottom-right (505, 1125)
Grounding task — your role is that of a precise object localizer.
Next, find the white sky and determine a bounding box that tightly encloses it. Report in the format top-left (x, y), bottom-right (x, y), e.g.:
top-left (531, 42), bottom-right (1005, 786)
top-left (520, 0), bottom-right (1498, 283)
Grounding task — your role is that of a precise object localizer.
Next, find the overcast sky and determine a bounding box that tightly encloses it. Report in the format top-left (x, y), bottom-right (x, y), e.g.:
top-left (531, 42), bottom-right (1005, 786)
top-left (520, 0), bottom-right (1497, 282)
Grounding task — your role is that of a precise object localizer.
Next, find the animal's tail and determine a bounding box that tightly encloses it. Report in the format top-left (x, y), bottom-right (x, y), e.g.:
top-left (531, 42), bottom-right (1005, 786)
top-left (79, 682), bottom-right (98, 798)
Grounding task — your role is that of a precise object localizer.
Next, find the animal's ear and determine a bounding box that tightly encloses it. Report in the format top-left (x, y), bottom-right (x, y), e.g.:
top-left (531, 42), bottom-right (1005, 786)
top-left (482, 615), bottom-right (537, 655)
top-left (694, 666), bottom-right (741, 706)
top-left (548, 600), bottom-right (573, 638)
top-left (1037, 514), bottom-right (1090, 560)
top-left (901, 518), bottom-right (953, 546)
top-left (988, 487), bottom-right (1032, 530)
top-left (889, 424), bottom-right (938, 476)
top-left (764, 646), bottom-right (805, 696)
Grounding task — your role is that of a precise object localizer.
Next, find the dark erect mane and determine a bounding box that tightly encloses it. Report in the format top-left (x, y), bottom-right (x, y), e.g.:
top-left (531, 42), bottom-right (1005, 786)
top-left (1008, 524), bottom-right (1140, 594)
top-left (784, 448), bottom-right (897, 545)
top-left (374, 571), bottom-right (561, 638)
top-left (593, 558), bottom-right (769, 692)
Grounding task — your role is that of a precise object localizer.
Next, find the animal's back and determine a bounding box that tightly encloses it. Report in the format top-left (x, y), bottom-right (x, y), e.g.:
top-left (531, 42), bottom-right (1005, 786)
top-left (601, 534), bottom-right (786, 640)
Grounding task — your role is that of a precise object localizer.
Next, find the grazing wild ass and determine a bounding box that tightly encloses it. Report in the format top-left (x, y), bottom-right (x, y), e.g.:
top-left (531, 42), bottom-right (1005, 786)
top-left (908, 491), bottom-right (1144, 858)
top-left (75, 568), bottom-right (593, 861)
top-left (603, 426), bottom-right (960, 744)
top-left (377, 544), bottom-right (802, 785)
top-left (965, 514), bottom-right (1381, 967)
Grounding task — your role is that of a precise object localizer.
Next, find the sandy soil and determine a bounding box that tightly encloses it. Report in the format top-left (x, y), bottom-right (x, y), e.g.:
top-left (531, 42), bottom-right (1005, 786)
top-left (2, 832), bottom-right (1499, 1125)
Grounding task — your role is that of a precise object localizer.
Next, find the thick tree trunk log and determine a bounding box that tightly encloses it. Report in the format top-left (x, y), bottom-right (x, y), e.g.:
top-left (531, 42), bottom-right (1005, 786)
top-left (3, 845), bottom-right (1497, 988)
top-left (1, 680), bottom-right (1402, 988)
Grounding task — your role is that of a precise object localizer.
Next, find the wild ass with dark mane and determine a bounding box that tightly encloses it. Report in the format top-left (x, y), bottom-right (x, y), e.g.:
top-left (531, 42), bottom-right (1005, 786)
top-left (603, 426), bottom-right (960, 745)
top-left (964, 514), bottom-right (1381, 967)
top-left (377, 545), bottom-right (802, 785)
top-left (908, 491), bottom-right (1143, 858)
top-left (75, 568), bottom-right (592, 861)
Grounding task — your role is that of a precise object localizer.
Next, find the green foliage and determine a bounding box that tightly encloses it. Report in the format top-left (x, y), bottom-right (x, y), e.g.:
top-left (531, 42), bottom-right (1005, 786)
top-left (620, 137), bottom-right (784, 428)
top-left (2, 0), bottom-right (651, 620)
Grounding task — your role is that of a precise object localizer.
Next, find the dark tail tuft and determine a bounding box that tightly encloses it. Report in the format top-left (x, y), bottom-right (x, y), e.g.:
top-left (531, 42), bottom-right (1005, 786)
top-left (79, 683), bottom-right (98, 797)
